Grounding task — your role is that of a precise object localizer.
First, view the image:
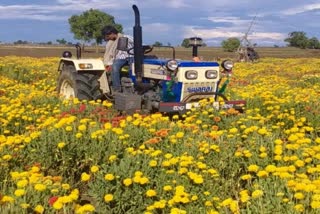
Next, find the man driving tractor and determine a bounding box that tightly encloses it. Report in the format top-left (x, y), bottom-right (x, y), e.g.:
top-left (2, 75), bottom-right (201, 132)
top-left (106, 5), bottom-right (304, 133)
top-left (102, 25), bottom-right (134, 93)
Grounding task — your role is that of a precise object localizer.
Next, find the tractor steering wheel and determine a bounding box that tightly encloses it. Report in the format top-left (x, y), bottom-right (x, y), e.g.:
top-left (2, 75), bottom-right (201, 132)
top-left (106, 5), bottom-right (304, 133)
top-left (127, 45), bottom-right (154, 55)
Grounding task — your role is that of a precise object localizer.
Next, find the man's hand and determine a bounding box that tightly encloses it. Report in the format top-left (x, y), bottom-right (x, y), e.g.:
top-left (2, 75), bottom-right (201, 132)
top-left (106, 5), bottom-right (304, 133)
top-left (105, 65), bottom-right (112, 72)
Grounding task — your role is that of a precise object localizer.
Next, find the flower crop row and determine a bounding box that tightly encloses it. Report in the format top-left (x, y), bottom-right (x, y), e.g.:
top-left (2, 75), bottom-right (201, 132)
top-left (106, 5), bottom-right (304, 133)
top-left (0, 56), bottom-right (320, 213)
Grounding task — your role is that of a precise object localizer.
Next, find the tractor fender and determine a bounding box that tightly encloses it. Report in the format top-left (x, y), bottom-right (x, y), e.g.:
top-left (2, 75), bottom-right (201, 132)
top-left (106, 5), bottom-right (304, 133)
top-left (58, 58), bottom-right (105, 72)
top-left (58, 58), bottom-right (110, 94)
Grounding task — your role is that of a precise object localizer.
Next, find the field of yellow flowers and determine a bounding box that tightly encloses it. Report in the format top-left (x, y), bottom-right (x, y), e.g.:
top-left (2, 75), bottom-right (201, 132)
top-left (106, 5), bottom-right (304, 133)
top-left (0, 56), bottom-right (320, 214)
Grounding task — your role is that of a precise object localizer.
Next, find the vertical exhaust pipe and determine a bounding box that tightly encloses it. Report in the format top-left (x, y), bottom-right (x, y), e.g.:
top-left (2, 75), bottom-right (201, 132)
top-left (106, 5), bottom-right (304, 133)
top-left (132, 5), bottom-right (143, 83)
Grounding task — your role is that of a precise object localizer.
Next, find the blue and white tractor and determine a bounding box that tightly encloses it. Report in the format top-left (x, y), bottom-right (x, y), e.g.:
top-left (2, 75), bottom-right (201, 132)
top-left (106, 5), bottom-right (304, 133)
top-left (57, 5), bottom-right (245, 114)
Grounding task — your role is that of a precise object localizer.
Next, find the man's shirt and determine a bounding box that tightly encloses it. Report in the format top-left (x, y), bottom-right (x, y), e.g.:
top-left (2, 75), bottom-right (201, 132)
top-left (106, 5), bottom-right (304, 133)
top-left (115, 34), bottom-right (134, 60)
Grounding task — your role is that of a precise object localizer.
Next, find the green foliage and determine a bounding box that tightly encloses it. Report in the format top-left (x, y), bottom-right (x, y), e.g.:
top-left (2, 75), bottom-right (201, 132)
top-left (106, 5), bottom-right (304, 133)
top-left (68, 9), bottom-right (123, 45)
top-left (181, 38), bottom-right (190, 48)
top-left (153, 41), bottom-right (163, 46)
top-left (56, 38), bottom-right (67, 45)
top-left (284, 31), bottom-right (309, 49)
top-left (221, 37), bottom-right (240, 52)
top-left (308, 37), bottom-right (320, 49)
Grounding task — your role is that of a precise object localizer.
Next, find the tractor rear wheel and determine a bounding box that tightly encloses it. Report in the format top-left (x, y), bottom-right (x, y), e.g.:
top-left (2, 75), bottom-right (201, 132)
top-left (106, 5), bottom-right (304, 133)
top-left (57, 64), bottom-right (103, 100)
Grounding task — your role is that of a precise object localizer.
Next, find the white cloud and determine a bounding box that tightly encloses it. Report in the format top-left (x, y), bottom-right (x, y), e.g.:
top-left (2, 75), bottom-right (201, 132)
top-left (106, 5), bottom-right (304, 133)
top-left (143, 23), bottom-right (172, 33)
top-left (183, 26), bottom-right (286, 43)
top-left (281, 3), bottom-right (320, 15)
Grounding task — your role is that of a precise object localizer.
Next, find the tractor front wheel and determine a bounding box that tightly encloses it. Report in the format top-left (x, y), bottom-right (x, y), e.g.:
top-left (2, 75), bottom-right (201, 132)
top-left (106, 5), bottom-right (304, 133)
top-left (57, 65), bottom-right (103, 100)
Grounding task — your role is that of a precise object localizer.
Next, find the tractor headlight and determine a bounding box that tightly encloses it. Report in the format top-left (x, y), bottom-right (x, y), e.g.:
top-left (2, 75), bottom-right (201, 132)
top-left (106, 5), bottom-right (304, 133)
top-left (166, 60), bottom-right (178, 71)
top-left (221, 60), bottom-right (234, 71)
top-left (185, 70), bottom-right (198, 80)
top-left (78, 63), bottom-right (93, 69)
top-left (205, 70), bottom-right (218, 79)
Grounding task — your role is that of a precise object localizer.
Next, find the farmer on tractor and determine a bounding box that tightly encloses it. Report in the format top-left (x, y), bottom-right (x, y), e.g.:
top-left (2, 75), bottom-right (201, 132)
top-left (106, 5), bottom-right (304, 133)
top-left (102, 25), bottom-right (134, 93)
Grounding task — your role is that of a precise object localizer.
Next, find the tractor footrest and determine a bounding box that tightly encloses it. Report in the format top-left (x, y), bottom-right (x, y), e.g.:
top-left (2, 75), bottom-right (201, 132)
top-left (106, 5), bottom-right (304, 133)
top-left (114, 93), bottom-right (141, 111)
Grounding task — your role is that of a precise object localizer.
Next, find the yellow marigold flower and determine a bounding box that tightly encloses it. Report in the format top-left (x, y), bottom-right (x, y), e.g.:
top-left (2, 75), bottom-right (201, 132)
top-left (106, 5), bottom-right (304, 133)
top-left (104, 122), bottom-right (112, 130)
top-left (221, 198), bottom-right (232, 206)
top-left (170, 208), bottom-right (186, 214)
top-left (176, 132), bottom-right (184, 138)
top-left (78, 124), bottom-right (86, 131)
top-left (14, 189), bottom-right (26, 197)
top-left (123, 178), bottom-right (133, 186)
top-left (34, 205), bottom-right (45, 214)
top-left (76, 133), bottom-right (83, 138)
top-left (259, 152), bottom-right (268, 158)
top-left (205, 201), bottom-right (213, 206)
top-left (109, 155), bottom-right (117, 162)
top-left (65, 126), bottom-right (73, 132)
top-left (149, 160), bottom-right (157, 167)
top-left (265, 165), bottom-right (277, 172)
top-left (248, 164), bottom-right (259, 172)
top-left (295, 160), bottom-right (305, 167)
top-left (2, 154), bottom-right (12, 161)
top-left (241, 174), bottom-right (252, 180)
top-left (146, 189), bottom-right (157, 197)
top-left (90, 165), bottom-right (99, 173)
top-left (294, 204), bottom-right (304, 212)
top-left (53, 201), bottom-right (63, 210)
top-left (17, 179), bottom-right (28, 188)
top-left (81, 173), bottom-right (90, 182)
top-left (139, 177), bottom-right (149, 185)
top-left (207, 210), bottom-right (219, 214)
top-left (57, 142), bottom-right (66, 149)
top-left (76, 204), bottom-right (95, 213)
top-left (311, 200), bottom-right (320, 209)
top-left (191, 195), bottom-right (198, 201)
top-left (259, 146), bottom-right (266, 152)
top-left (252, 190), bottom-right (263, 198)
top-left (104, 194), bottom-right (114, 202)
top-left (104, 173), bottom-right (115, 181)
top-left (1, 195), bottom-right (14, 203)
top-left (61, 183), bottom-right (70, 190)
top-left (194, 176), bottom-right (204, 184)
top-left (34, 184), bottom-right (46, 192)
top-left (256, 170), bottom-right (268, 178)
top-left (229, 128), bottom-right (238, 134)
top-left (163, 185), bottom-right (173, 191)
top-left (294, 192), bottom-right (305, 200)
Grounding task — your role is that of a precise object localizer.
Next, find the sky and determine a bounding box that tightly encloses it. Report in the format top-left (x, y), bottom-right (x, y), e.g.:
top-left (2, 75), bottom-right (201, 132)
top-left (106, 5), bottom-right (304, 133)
top-left (0, 0), bottom-right (320, 46)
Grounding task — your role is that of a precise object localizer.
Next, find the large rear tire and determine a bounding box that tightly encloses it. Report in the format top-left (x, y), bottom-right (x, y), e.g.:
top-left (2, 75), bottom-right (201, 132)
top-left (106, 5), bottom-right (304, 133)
top-left (57, 65), bottom-right (103, 100)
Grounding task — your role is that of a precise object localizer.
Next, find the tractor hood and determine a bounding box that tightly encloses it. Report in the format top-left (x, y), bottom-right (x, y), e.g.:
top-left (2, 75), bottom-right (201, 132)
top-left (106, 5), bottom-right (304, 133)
top-left (143, 58), bottom-right (219, 67)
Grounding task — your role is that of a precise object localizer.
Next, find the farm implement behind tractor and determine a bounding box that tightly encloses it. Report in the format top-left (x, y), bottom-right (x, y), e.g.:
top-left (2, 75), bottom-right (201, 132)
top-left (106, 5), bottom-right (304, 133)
top-left (57, 4), bottom-right (246, 114)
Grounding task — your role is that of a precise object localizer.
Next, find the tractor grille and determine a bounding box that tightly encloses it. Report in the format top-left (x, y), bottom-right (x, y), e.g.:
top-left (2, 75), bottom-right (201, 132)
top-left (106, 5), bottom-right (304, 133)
top-left (182, 82), bottom-right (216, 102)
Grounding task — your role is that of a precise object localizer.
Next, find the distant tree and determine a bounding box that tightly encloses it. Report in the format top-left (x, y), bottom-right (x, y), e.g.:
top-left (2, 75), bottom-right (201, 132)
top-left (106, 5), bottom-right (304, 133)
top-left (181, 38), bottom-right (190, 48)
top-left (56, 38), bottom-right (67, 45)
top-left (202, 42), bottom-right (207, 47)
top-left (273, 44), bottom-right (280, 48)
top-left (308, 37), bottom-right (320, 49)
top-left (284, 31), bottom-right (309, 49)
top-left (221, 37), bottom-right (240, 52)
top-left (153, 41), bottom-right (163, 46)
top-left (69, 9), bottom-right (122, 51)
top-left (47, 41), bottom-right (53, 45)
top-left (167, 42), bottom-right (171, 46)
top-left (14, 40), bottom-right (29, 45)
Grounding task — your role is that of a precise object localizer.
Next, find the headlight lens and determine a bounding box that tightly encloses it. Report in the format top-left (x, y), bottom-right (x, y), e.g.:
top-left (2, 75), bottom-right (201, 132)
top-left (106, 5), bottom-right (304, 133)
top-left (185, 70), bottom-right (198, 79)
top-left (221, 60), bottom-right (234, 70)
top-left (78, 63), bottom-right (93, 69)
top-left (205, 70), bottom-right (218, 79)
top-left (166, 60), bottom-right (178, 71)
